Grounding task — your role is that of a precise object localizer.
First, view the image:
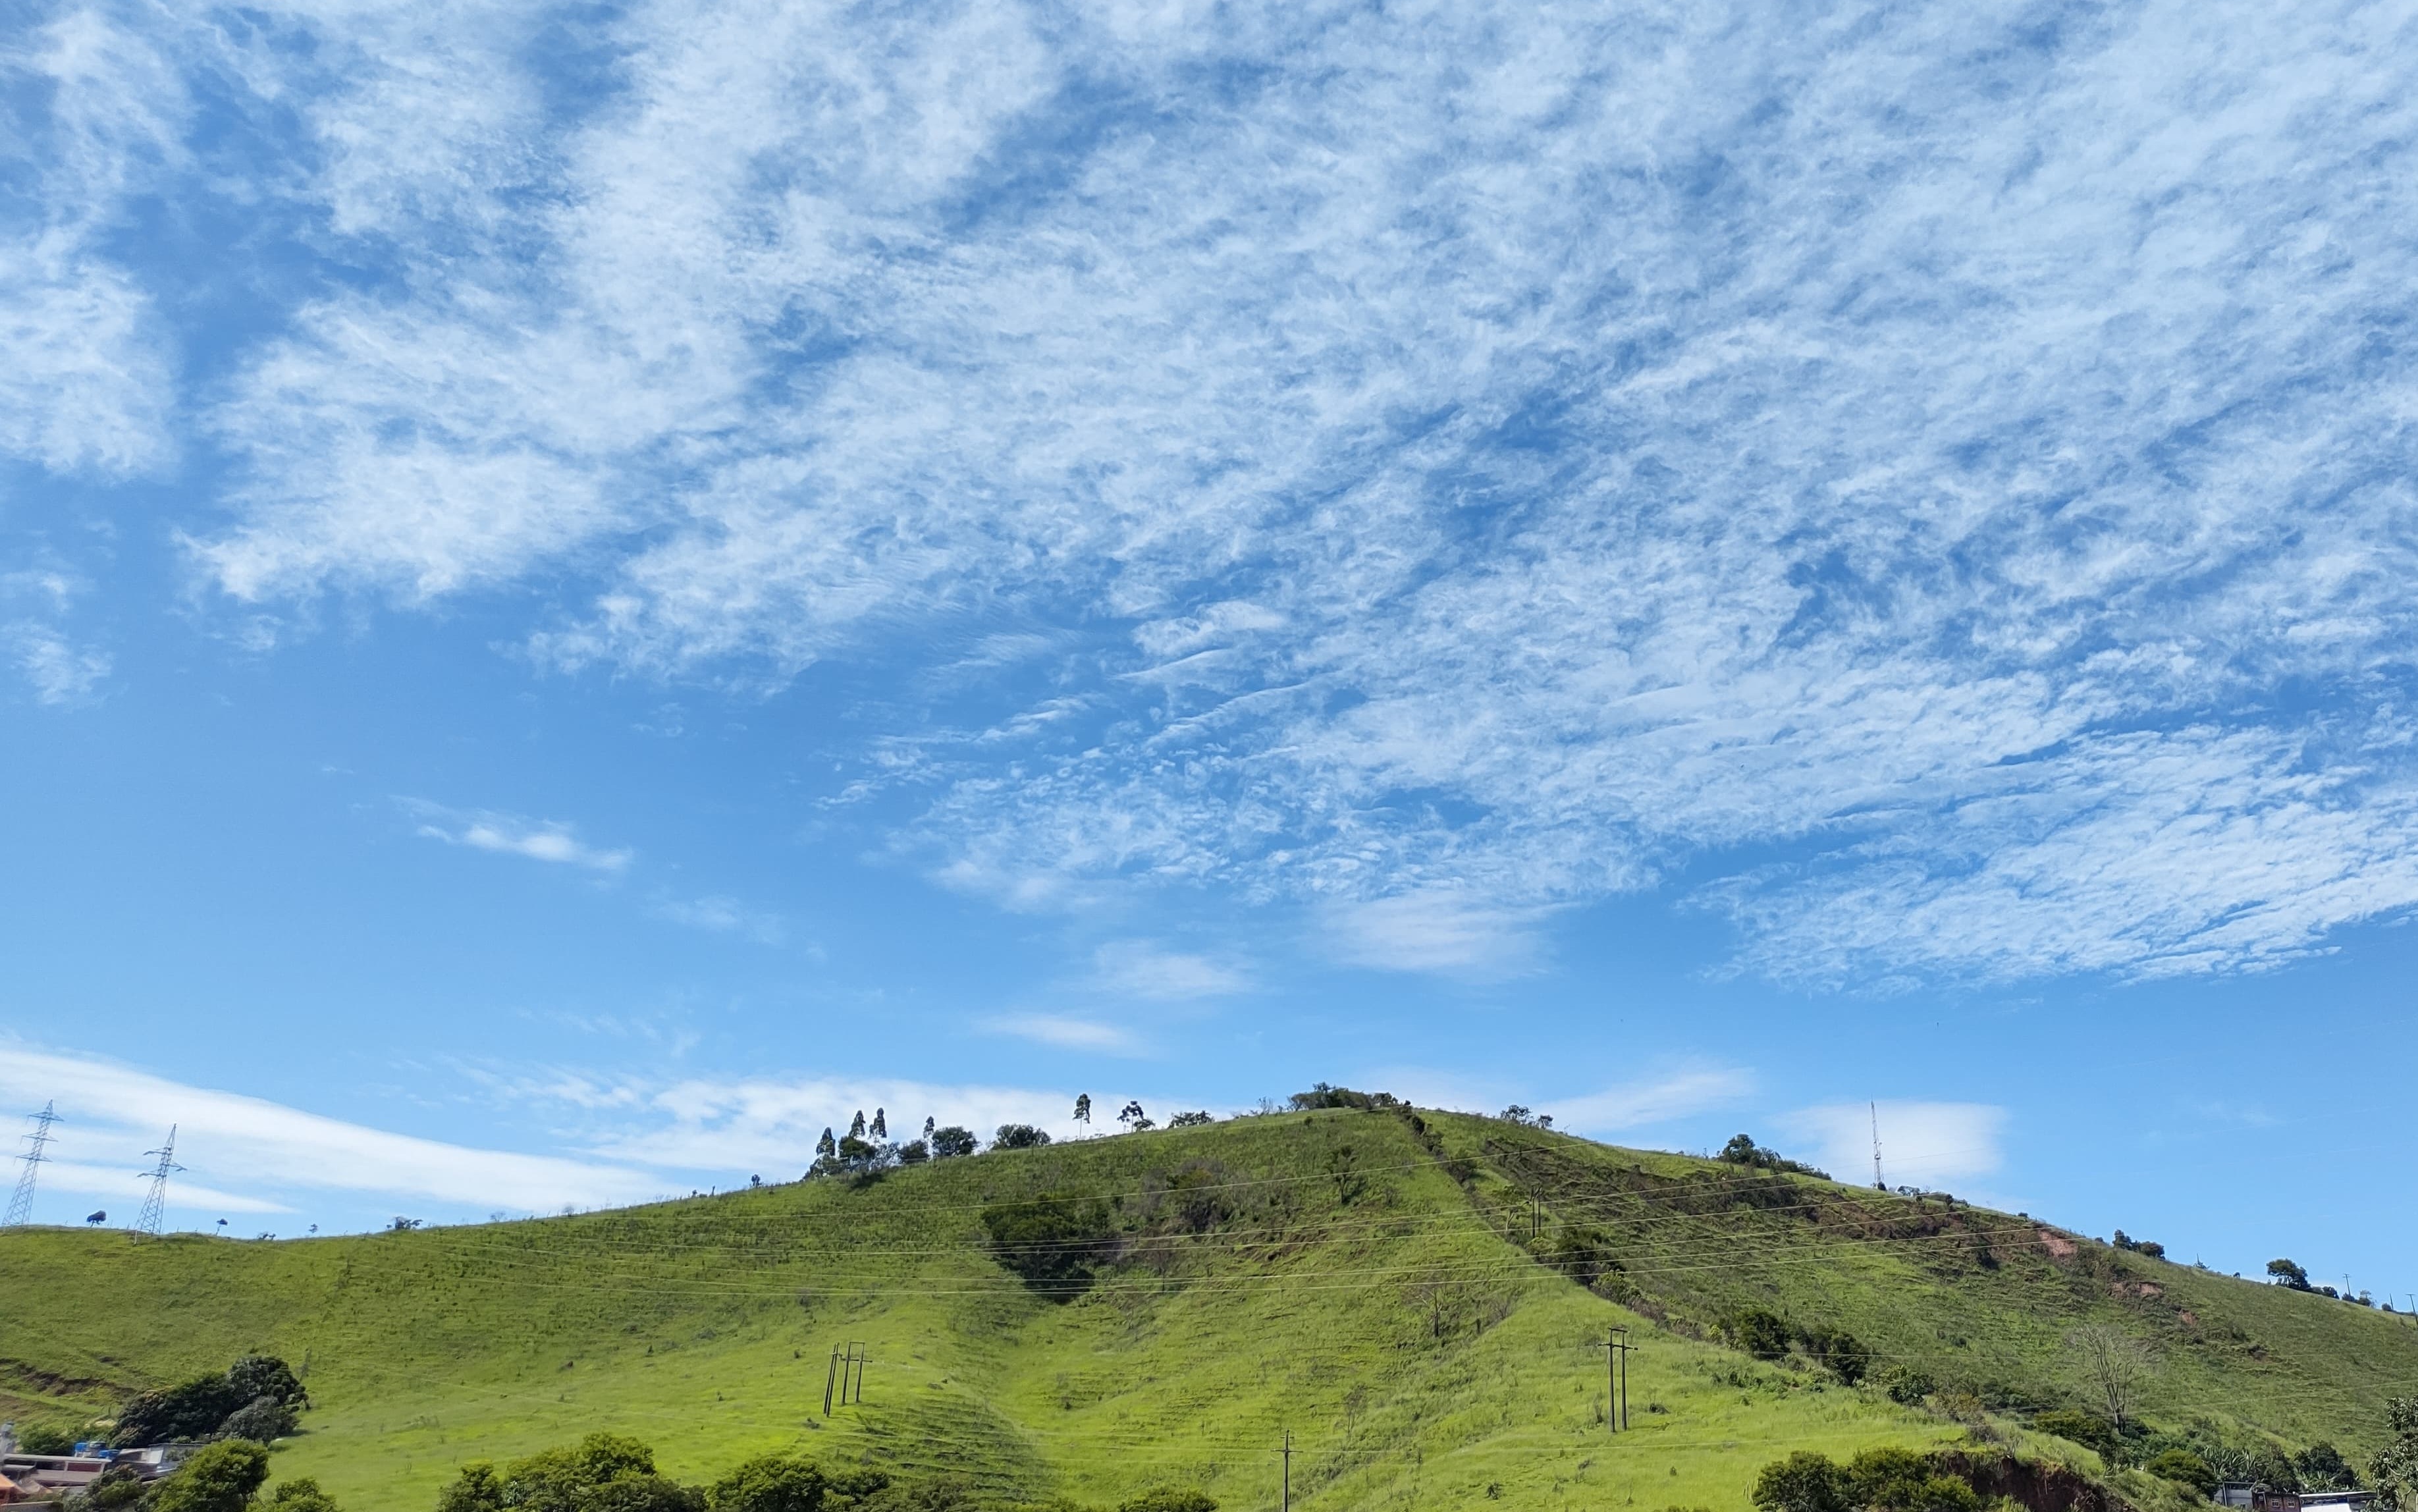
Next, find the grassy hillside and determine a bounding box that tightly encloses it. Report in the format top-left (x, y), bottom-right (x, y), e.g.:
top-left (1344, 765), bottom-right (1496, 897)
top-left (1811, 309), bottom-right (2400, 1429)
top-left (2, 1108), bottom-right (2411, 1512)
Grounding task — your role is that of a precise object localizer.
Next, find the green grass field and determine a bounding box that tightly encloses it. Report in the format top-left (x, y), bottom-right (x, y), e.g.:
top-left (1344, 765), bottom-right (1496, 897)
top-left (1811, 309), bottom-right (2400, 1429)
top-left (3, 1108), bottom-right (2411, 1512)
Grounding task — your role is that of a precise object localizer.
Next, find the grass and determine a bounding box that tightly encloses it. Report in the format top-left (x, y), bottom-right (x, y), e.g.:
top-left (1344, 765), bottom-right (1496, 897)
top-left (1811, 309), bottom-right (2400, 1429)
top-left (2, 1108), bottom-right (2411, 1512)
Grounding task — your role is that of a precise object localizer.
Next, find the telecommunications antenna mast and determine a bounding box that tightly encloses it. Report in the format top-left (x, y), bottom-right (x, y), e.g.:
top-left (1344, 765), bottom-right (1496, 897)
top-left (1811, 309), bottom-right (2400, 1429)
top-left (1869, 1101), bottom-right (1885, 1191)
top-left (5, 1101), bottom-right (59, 1228)
top-left (133, 1125), bottom-right (183, 1237)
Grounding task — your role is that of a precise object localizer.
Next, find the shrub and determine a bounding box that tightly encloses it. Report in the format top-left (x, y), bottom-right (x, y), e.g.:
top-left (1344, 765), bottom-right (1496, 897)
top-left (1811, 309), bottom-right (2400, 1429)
top-left (16, 1422), bottom-right (75, 1455)
top-left (1876, 1366), bottom-right (1935, 1405)
top-left (707, 1455), bottom-right (826, 1512)
top-left (2033, 1409), bottom-right (2120, 1457)
top-left (2146, 1451), bottom-right (2218, 1497)
top-left (1797, 1325), bottom-right (1870, 1386)
top-left (115, 1356), bottom-right (308, 1448)
top-left (1728, 1309), bottom-right (1792, 1361)
top-left (1288, 1085), bottom-right (1398, 1112)
top-left (1848, 1449), bottom-right (1977, 1512)
top-left (433, 1434), bottom-right (700, 1512)
top-left (1550, 1228), bottom-right (1624, 1290)
top-left (981, 1197), bottom-right (1119, 1292)
top-left (149, 1441), bottom-right (273, 1512)
top-left (220, 1397), bottom-right (299, 1444)
top-left (1718, 1135), bottom-right (1832, 1179)
top-left (992, 1124), bottom-right (1052, 1150)
top-left (267, 1479), bottom-right (342, 1512)
top-left (1752, 1452), bottom-right (1853, 1512)
top-left (2294, 1444), bottom-right (2357, 1492)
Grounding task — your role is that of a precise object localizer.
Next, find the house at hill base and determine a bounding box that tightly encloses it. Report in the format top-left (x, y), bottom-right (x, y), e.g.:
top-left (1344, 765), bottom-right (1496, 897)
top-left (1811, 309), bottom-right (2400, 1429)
top-left (2, 1445), bottom-right (192, 1505)
top-left (2217, 1488), bottom-right (2378, 1512)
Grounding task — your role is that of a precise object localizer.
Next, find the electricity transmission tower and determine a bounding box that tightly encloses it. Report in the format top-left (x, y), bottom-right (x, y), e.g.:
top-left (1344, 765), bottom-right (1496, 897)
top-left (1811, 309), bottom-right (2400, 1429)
top-left (6, 1102), bottom-right (59, 1228)
top-left (133, 1126), bottom-right (183, 1237)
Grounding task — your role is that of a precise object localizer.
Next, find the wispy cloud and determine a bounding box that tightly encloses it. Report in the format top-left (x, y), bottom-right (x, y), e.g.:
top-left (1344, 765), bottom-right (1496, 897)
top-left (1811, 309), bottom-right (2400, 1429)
top-left (1090, 942), bottom-right (1248, 1002)
top-left (581, 1073), bottom-right (1087, 1170)
top-left (1545, 1067), bottom-right (1759, 1137)
top-left (984, 1014), bottom-right (1148, 1057)
top-left (11, 0), bottom-right (2416, 988)
top-left (0, 1046), bottom-right (665, 1214)
top-left (1321, 893), bottom-right (1545, 979)
top-left (1779, 1101), bottom-right (2010, 1189)
top-left (649, 894), bottom-right (784, 944)
top-left (406, 801), bottom-right (632, 873)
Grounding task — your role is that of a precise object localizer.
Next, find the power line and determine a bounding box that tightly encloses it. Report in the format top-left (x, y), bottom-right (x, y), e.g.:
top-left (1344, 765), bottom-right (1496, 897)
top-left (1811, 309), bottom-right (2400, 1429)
top-left (5, 1100), bottom-right (59, 1228)
top-left (133, 1125), bottom-right (183, 1237)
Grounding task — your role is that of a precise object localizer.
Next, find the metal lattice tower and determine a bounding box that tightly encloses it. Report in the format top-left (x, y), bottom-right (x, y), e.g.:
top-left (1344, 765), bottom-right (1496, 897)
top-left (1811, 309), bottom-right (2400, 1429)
top-left (132, 1125), bottom-right (183, 1237)
top-left (5, 1102), bottom-right (59, 1228)
top-left (1869, 1100), bottom-right (1885, 1191)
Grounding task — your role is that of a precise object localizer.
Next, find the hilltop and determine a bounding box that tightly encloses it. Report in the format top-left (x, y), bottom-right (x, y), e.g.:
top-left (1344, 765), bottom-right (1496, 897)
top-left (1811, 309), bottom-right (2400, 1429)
top-left (3, 1105), bottom-right (2413, 1512)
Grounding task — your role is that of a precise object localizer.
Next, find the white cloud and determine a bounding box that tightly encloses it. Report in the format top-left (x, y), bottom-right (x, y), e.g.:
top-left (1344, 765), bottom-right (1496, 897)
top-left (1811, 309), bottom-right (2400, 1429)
top-left (1545, 1067), bottom-right (1759, 1137)
top-left (650, 894), bottom-right (784, 944)
top-left (7, 623), bottom-right (110, 704)
top-left (407, 801), bottom-right (632, 873)
top-left (583, 1073), bottom-right (1087, 1170)
top-left (34, 0), bottom-right (2416, 987)
top-left (1779, 1100), bottom-right (2010, 1189)
top-left (1322, 892), bottom-right (1545, 977)
top-left (983, 1014), bottom-right (1149, 1056)
top-left (1091, 942), bottom-right (1248, 1001)
top-left (0, 8), bottom-right (182, 479)
top-left (0, 1046), bottom-right (666, 1213)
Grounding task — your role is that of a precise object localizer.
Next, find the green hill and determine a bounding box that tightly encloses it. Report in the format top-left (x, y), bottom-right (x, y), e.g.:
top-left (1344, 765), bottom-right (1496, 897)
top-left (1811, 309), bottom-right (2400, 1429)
top-left (3, 1107), bottom-right (2412, 1512)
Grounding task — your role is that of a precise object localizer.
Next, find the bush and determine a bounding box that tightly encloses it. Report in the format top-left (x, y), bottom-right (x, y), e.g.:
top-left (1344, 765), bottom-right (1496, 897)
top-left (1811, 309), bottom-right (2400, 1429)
top-left (1719, 1135), bottom-right (1832, 1179)
top-left (992, 1124), bottom-right (1052, 1150)
top-left (150, 1441), bottom-right (273, 1512)
top-left (1848, 1449), bottom-right (1977, 1512)
top-left (929, 1127), bottom-right (978, 1159)
top-left (1166, 1112), bottom-right (1215, 1128)
top-left (115, 1356), bottom-right (308, 1448)
top-left (2146, 1451), bottom-right (2218, 1497)
top-left (1876, 1366), bottom-right (1935, 1405)
top-left (981, 1197), bottom-right (1119, 1292)
top-left (1798, 1326), bottom-right (1870, 1386)
top-left (267, 1479), bottom-right (342, 1512)
top-left (2294, 1444), bottom-right (2357, 1492)
top-left (1728, 1309), bottom-right (1792, 1361)
top-left (220, 1397), bottom-right (299, 1444)
top-left (1549, 1228), bottom-right (1624, 1290)
top-left (1119, 1492), bottom-right (1217, 1512)
top-left (1287, 1084), bottom-right (1398, 1111)
top-left (1752, 1452), bottom-right (1853, 1512)
top-left (433, 1433), bottom-right (701, 1512)
top-left (2033, 1409), bottom-right (2120, 1457)
top-left (707, 1455), bottom-right (826, 1512)
top-left (17, 1422), bottom-right (76, 1454)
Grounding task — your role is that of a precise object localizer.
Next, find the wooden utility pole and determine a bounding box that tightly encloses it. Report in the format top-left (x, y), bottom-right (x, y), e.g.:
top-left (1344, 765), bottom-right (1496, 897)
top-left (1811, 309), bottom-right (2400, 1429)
top-left (1615, 1328), bottom-right (1632, 1430)
top-left (1594, 1328), bottom-right (1634, 1431)
top-left (1281, 1430), bottom-right (1292, 1511)
top-left (823, 1345), bottom-right (841, 1417)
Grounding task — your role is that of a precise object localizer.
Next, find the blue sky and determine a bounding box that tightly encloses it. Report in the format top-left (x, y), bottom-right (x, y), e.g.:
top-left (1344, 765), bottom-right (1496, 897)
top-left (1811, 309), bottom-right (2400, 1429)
top-left (1, 0), bottom-right (2413, 1303)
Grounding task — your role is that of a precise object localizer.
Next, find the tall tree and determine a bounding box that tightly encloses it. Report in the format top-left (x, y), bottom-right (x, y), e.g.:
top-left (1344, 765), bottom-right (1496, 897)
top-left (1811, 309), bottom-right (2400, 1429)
top-left (1073, 1094), bottom-right (1092, 1134)
top-left (847, 1110), bottom-right (866, 1140)
top-left (2068, 1325), bottom-right (2153, 1430)
top-left (869, 1109), bottom-right (886, 1140)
